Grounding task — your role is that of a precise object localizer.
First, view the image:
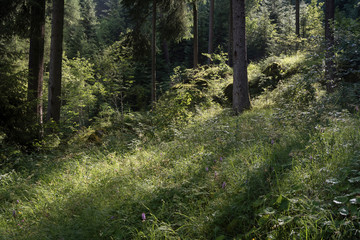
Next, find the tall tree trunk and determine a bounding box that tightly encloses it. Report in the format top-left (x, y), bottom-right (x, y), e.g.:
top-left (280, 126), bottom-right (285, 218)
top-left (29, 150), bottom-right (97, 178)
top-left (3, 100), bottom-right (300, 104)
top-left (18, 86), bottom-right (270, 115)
top-left (47, 0), bottom-right (64, 123)
top-left (151, 0), bottom-right (157, 104)
top-left (295, 0), bottom-right (300, 37)
top-left (193, 1), bottom-right (198, 69)
top-left (207, 0), bottom-right (214, 64)
top-left (228, 0), bottom-right (233, 67)
top-left (232, 0), bottom-right (250, 114)
top-left (28, 0), bottom-right (45, 125)
top-left (325, 0), bottom-right (335, 92)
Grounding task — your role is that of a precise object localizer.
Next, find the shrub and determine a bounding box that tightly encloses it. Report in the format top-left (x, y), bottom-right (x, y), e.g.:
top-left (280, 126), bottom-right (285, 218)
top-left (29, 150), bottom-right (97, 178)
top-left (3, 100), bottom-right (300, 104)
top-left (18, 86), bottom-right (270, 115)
top-left (154, 63), bottom-right (231, 128)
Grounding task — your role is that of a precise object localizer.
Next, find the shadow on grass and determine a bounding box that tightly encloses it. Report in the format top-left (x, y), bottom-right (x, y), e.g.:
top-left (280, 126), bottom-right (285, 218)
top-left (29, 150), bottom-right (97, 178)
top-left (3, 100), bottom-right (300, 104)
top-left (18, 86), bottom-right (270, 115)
top-left (4, 108), bottom-right (357, 239)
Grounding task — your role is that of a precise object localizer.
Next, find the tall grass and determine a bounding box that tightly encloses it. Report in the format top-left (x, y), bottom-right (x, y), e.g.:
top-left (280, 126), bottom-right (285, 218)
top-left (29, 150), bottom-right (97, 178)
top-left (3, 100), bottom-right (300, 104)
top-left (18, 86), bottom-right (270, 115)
top-left (1, 55), bottom-right (360, 239)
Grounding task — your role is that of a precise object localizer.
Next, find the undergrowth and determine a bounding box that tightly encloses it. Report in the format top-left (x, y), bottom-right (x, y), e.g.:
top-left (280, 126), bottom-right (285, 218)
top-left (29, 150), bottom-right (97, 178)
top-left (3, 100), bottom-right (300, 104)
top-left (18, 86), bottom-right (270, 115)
top-left (1, 53), bottom-right (360, 240)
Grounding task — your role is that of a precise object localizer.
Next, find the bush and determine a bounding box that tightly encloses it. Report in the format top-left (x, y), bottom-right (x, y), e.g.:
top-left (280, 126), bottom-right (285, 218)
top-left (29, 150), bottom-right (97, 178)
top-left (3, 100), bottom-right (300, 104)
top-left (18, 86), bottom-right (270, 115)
top-left (335, 17), bottom-right (360, 83)
top-left (154, 63), bottom-right (231, 128)
top-left (272, 74), bottom-right (316, 110)
top-left (61, 56), bottom-right (103, 132)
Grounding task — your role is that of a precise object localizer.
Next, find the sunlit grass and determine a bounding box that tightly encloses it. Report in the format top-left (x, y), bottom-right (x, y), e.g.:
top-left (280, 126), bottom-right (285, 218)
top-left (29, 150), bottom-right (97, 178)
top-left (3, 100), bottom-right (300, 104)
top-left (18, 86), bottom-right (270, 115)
top-left (1, 54), bottom-right (360, 239)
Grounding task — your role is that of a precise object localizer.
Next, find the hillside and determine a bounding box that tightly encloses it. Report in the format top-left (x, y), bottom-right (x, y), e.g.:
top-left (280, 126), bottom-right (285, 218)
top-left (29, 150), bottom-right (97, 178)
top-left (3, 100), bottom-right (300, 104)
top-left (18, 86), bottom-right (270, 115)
top-left (1, 53), bottom-right (359, 239)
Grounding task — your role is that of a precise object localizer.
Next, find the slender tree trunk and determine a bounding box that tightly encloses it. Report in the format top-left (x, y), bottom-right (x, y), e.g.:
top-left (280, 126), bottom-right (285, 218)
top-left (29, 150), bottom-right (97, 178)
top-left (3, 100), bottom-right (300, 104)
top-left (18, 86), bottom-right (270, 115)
top-left (295, 0), bottom-right (300, 37)
top-left (228, 0), bottom-right (233, 67)
top-left (193, 1), bottom-right (198, 69)
top-left (325, 0), bottom-right (335, 92)
top-left (207, 0), bottom-right (214, 64)
top-left (28, 0), bottom-right (45, 125)
top-left (47, 0), bottom-right (64, 123)
top-left (232, 0), bottom-right (250, 114)
top-left (151, 0), bottom-right (157, 104)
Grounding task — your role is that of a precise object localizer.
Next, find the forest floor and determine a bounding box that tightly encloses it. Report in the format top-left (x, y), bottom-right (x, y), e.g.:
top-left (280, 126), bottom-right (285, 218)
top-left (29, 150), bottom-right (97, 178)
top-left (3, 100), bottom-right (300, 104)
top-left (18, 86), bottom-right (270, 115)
top-left (1, 101), bottom-right (359, 239)
top-left (1, 52), bottom-right (360, 239)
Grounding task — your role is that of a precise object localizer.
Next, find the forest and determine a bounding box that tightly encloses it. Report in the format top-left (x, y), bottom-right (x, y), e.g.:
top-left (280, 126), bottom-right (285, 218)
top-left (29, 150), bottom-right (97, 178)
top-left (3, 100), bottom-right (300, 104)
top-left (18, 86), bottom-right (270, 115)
top-left (0, 0), bottom-right (360, 239)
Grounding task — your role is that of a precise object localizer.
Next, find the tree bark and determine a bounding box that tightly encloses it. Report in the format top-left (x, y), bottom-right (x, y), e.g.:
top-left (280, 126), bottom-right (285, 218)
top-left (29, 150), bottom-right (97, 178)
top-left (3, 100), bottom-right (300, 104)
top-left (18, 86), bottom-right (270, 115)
top-left (295, 0), bottom-right (300, 37)
top-left (228, 0), bottom-right (233, 67)
top-left (232, 0), bottom-right (250, 114)
top-left (151, 0), bottom-right (157, 104)
top-left (325, 0), bottom-right (335, 91)
top-left (28, 0), bottom-right (45, 125)
top-left (207, 0), bottom-right (214, 64)
top-left (193, 1), bottom-right (198, 69)
top-left (47, 0), bottom-right (64, 123)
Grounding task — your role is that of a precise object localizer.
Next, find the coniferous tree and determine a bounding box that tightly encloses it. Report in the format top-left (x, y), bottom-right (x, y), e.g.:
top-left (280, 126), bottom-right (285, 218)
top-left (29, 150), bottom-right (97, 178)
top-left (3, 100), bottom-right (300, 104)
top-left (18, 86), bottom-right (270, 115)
top-left (123, 0), bottom-right (190, 104)
top-left (228, 0), bottom-right (233, 66)
top-left (47, 0), bottom-right (65, 123)
top-left (151, 0), bottom-right (157, 104)
top-left (296, 0), bottom-right (300, 37)
top-left (193, 0), bottom-right (199, 68)
top-left (325, 0), bottom-right (335, 91)
top-left (232, 0), bottom-right (250, 114)
top-left (207, 0), bottom-right (214, 63)
top-left (28, 0), bottom-right (46, 124)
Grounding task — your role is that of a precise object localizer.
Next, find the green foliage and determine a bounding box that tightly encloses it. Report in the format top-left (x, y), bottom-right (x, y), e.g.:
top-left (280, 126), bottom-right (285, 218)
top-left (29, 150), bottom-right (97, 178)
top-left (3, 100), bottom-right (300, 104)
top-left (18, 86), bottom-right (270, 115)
top-left (96, 1), bottom-right (128, 45)
top-left (335, 16), bottom-right (360, 84)
top-left (0, 37), bottom-right (39, 146)
top-left (61, 56), bottom-right (103, 131)
top-left (247, 53), bottom-right (307, 96)
top-left (246, 0), bottom-right (325, 59)
top-left (96, 35), bottom-right (137, 112)
top-left (154, 58), bottom-right (231, 129)
top-left (64, 0), bottom-right (100, 58)
top-left (272, 74), bottom-right (316, 110)
top-left (1, 95), bottom-right (360, 239)
top-left (246, 5), bottom-right (276, 60)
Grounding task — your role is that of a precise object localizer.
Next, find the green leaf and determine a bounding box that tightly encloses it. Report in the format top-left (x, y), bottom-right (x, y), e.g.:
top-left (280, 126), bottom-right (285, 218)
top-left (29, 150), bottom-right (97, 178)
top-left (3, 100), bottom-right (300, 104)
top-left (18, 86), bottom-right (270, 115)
top-left (326, 178), bottom-right (340, 184)
top-left (339, 207), bottom-right (349, 216)
top-left (263, 207), bottom-right (276, 215)
top-left (278, 216), bottom-right (293, 226)
top-left (275, 195), bottom-right (290, 211)
top-left (349, 197), bottom-right (360, 205)
top-left (348, 176), bottom-right (360, 183)
top-left (333, 196), bottom-right (348, 205)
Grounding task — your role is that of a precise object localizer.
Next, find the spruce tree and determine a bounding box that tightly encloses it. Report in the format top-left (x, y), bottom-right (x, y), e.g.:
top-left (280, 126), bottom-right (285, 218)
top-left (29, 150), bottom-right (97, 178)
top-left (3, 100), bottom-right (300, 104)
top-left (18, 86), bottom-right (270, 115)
top-left (207, 0), bottom-right (214, 64)
top-left (193, 0), bottom-right (199, 68)
top-left (28, 0), bottom-right (46, 125)
top-left (232, 0), bottom-right (250, 114)
top-left (325, 0), bottom-right (335, 91)
top-left (47, 0), bottom-right (65, 123)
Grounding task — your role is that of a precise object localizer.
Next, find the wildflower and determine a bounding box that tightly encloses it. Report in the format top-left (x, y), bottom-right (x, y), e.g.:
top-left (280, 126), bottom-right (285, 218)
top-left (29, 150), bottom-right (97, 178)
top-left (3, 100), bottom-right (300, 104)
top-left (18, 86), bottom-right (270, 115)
top-left (271, 139), bottom-right (275, 145)
top-left (222, 182), bottom-right (226, 189)
top-left (214, 171), bottom-right (218, 178)
top-left (12, 210), bottom-right (16, 218)
top-left (219, 157), bottom-right (223, 162)
top-left (141, 213), bottom-right (146, 221)
top-left (205, 167), bottom-right (209, 172)
top-left (16, 200), bottom-right (20, 204)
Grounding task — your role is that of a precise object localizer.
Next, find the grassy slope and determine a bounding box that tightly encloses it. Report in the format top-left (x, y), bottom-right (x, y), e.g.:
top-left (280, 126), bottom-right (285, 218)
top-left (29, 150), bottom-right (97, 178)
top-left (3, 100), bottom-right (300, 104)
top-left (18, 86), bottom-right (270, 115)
top-left (1, 106), bottom-right (359, 239)
top-left (1, 61), bottom-right (360, 239)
